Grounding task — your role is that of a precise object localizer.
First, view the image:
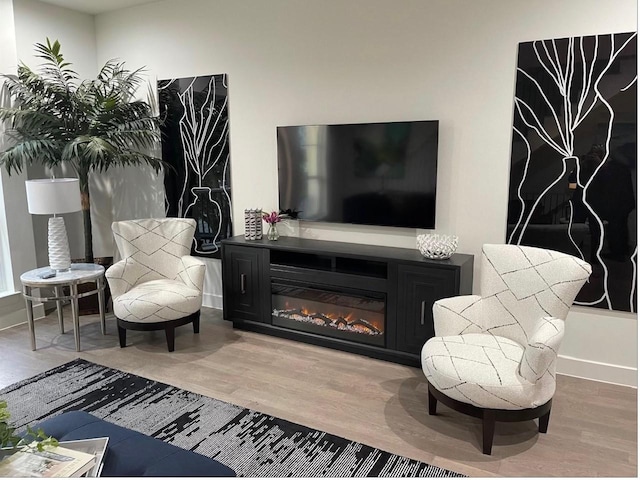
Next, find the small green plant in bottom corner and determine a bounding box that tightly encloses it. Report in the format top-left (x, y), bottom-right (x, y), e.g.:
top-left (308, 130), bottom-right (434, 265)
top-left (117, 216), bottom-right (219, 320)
top-left (0, 400), bottom-right (58, 453)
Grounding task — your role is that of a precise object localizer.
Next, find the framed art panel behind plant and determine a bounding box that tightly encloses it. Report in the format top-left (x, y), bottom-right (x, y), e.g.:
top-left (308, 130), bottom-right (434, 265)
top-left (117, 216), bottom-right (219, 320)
top-left (158, 74), bottom-right (232, 258)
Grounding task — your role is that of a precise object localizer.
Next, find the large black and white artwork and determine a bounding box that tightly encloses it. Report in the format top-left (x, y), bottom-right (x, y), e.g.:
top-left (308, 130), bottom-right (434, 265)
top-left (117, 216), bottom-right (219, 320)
top-left (158, 74), bottom-right (231, 258)
top-left (507, 33), bottom-right (637, 312)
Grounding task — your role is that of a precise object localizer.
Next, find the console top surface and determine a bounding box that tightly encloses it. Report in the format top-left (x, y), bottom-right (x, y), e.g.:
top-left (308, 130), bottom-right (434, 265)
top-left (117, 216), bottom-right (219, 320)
top-left (222, 235), bottom-right (473, 267)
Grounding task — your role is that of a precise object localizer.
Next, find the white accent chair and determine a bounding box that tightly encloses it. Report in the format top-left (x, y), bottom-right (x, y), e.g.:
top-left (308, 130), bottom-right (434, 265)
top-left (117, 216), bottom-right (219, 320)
top-left (421, 244), bottom-right (591, 454)
top-left (106, 218), bottom-right (206, 352)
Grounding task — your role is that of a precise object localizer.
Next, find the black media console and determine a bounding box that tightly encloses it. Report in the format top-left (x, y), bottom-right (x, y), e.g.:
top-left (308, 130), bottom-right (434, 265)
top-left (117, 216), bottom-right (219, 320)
top-left (221, 236), bottom-right (473, 367)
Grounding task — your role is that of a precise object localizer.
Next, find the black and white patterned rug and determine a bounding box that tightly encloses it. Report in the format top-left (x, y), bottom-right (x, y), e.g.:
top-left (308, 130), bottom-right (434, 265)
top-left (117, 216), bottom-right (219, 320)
top-left (0, 359), bottom-right (463, 477)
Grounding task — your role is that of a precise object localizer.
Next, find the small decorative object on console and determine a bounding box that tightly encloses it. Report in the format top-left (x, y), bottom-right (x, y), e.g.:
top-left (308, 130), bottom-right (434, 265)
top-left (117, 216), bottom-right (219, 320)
top-left (417, 234), bottom-right (458, 260)
top-left (244, 209), bottom-right (263, 240)
top-left (267, 224), bottom-right (279, 241)
top-left (262, 211), bottom-right (283, 241)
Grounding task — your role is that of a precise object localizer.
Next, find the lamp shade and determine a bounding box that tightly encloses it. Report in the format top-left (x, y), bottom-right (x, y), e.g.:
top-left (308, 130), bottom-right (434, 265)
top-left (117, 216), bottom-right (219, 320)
top-left (25, 178), bottom-right (81, 215)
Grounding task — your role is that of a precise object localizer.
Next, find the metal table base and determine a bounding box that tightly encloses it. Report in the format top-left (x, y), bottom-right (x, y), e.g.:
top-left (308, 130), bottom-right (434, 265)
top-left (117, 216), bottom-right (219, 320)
top-left (21, 264), bottom-right (106, 352)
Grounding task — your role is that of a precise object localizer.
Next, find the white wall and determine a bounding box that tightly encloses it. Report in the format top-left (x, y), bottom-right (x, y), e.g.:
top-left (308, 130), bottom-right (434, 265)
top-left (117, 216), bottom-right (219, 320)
top-left (12, 0), bottom-right (105, 263)
top-left (0, 0), bottom-right (43, 328)
top-left (0, 0), bottom-right (164, 329)
top-left (10, 0), bottom-right (165, 263)
top-left (0, 0), bottom-right (38, 294)
top-left (0, 0), bottom-right (629, 383)
top-left (94, 0), bottom-right (637, 386)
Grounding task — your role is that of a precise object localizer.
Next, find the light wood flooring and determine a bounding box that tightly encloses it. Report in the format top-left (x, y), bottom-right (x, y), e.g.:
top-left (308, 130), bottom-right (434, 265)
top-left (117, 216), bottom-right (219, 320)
top-left (0, 307), bottom-right (636, 477)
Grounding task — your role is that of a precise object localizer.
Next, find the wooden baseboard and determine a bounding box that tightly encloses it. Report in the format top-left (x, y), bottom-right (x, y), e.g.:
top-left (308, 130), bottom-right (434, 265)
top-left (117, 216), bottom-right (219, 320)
top-left (0, 292), bottom-right (45, 330)
top-left (557, 354), bottom-right (637, 388)
top-left (202, 292), bottom-right (223, 309)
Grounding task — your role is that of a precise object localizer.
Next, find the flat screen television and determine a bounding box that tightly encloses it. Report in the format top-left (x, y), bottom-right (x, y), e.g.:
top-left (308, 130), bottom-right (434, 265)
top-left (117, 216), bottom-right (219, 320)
top-left (277, 120), bottom-right (439, 229)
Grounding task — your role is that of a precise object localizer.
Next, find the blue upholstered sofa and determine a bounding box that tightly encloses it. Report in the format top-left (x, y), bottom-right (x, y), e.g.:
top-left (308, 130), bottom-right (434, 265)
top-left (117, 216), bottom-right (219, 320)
top-left (36, 411), bottom-right (235, 477)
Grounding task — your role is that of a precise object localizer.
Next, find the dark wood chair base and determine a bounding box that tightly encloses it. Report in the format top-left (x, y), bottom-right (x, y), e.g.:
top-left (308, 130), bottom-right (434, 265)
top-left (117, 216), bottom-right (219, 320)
top-left (116, 311), bottom-right (201, 352)
top-left (427, 381), bottom-right (552, 455)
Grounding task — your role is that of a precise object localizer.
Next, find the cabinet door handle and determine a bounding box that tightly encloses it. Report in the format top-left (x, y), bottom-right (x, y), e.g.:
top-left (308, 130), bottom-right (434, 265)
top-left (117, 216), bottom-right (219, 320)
top-left (240, 273), bottom-right (247, 294)
top-left (420, 300), bottom-right (426, 325)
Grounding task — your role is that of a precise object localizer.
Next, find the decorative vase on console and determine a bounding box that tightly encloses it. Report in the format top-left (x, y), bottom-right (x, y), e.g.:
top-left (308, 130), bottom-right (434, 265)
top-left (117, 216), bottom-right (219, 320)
top-left (263, 211), bottom-right (283, 241)
top-left (267, 223), bottom-right (279, 241)
top-left (416, 233), bottom-right (458, 259)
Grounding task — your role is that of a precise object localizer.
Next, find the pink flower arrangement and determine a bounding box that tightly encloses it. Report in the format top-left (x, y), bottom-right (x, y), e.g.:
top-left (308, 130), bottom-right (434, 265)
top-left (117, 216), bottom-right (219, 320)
top-left (262, 211), bottom-right (282, 225)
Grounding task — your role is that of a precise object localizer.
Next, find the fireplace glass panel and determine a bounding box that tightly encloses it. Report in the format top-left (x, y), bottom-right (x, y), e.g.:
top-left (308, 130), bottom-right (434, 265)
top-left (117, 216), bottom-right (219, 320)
top-left (272, 283), bottom-right (385, 347)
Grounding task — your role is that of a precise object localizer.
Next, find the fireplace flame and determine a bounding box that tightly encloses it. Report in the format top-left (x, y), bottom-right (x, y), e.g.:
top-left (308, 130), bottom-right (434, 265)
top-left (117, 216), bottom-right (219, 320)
top-left (272, 289), bottom-right (386, 345)
top-left (272, 305), bottom-right (384, 334)
top-left (294, 307), bottom-right (379, 329)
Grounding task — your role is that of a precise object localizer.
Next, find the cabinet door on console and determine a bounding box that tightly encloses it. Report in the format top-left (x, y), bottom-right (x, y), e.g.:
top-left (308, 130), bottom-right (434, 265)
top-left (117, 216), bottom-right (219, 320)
top-left (396, 265), bottom-right (458, 355)
top-left (223, 245), bottom-right (265, 322)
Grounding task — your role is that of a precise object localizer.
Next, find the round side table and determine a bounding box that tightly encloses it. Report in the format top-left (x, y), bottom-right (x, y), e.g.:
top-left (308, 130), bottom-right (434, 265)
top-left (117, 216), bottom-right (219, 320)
top-left (20, 263), bottom-right (106, 352)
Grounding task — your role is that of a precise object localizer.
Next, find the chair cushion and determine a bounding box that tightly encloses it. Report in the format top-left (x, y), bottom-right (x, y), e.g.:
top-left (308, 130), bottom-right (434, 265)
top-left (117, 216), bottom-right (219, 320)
top-left (421, 333), bottom-right (554, 409)
top-left (113, 279), bottom-right (202, 323)
top-left (112, 218), bottom-right (196, 282)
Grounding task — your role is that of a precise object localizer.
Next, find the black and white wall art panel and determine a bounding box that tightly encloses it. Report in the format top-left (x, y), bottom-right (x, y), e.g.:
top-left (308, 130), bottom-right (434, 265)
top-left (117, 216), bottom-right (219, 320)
top-left (507, 33), bottom-right (637, 312)
top-left (158, 75), bottom-right (232, 258)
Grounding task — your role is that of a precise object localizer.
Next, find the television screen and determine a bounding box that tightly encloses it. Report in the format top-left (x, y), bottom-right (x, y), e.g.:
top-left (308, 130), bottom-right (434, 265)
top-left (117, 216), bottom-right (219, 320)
top-left (277, 120), bottom-right (439, 229)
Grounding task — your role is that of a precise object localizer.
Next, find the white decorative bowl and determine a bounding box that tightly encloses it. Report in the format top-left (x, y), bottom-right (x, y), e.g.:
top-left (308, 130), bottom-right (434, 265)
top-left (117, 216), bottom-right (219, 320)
top-left (417, 234), bottom-right (458, 260)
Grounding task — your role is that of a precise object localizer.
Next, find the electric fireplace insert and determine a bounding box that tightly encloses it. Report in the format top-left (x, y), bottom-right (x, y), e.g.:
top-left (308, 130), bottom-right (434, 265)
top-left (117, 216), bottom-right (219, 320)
top-left (271, 282), bottom-right (385, 347)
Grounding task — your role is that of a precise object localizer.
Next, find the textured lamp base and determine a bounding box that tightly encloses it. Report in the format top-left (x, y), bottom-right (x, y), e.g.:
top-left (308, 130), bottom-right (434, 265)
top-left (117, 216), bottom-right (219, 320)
top-left (48, 216), bottom-right (71, 271)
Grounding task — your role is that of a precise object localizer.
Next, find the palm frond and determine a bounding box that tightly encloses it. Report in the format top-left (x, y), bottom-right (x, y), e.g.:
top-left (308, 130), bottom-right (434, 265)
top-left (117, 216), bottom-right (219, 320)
top-left (0, 137), bottom-right (62, 174)
top-left (0, 38), bottom-right (163, 262)
top-left (96, 61), bottom-right (147, 104)
top-left (0, 108), bottom-right (64, 131)
top-left (5, 66), bottom-right (76, 124)
top-left (33, 38), bottom-right (78, 90)
top-left (105, 126), bottom-right (160, 152)
top-left (93, 150), bottom-right (165, 173)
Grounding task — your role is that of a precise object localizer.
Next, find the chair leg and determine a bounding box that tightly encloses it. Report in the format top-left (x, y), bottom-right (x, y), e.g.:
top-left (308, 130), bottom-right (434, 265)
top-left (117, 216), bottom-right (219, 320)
top-left (428, 388), bottom-right (437, 415)
top-left (539, 409), bottom-right (551, 433)
top-left (165, 327), bottom-right (175, 352)
top-left (482, 409), bottom-right (496, 455)
top-left (193, 313), bottom-right (200, 334)
top-left (117, 325), bottom-right (127, 348)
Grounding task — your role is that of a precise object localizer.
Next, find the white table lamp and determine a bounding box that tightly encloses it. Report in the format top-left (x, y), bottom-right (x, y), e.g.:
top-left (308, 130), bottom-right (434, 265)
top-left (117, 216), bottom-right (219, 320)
top-left (25, 178), bottom-right (81, 271)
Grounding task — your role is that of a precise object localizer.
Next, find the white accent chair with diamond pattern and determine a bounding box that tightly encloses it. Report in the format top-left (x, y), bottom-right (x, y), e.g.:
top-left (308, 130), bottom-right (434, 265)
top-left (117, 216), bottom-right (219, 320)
top-left (421, 244), bottom-right (591, 454)
top-left (106, 218), bottom-right (205, 352)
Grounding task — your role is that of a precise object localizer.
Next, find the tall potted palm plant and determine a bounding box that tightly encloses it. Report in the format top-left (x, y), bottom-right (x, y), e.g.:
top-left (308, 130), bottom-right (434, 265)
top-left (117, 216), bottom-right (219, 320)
top-left (0, 39), bottom-right (163, 263)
